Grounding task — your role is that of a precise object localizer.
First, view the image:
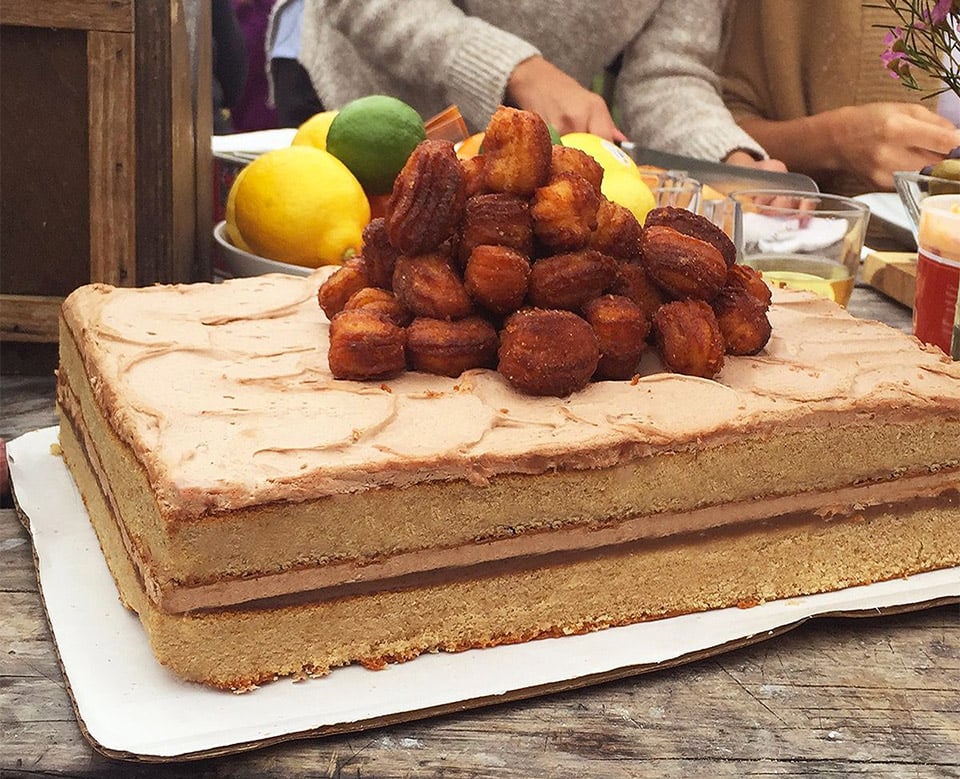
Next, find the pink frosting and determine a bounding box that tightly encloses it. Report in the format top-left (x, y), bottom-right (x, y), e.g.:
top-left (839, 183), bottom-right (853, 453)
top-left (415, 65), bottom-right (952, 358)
top-left (61, 271), bottom-right (960, 519)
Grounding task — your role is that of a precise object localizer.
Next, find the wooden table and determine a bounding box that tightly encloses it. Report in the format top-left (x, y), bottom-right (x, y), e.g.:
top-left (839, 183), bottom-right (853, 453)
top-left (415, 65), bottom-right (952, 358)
top-left (2, 286), bottom-right (958, 777)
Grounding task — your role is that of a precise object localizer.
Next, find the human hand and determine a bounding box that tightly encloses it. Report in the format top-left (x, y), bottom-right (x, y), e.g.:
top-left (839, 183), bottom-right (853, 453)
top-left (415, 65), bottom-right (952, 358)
top-left (506, 56), bottom-right (627, 142)
top-left (826, 103), bottom-right (960, 189)
top-left (724, 149), bottom-right (788, 172)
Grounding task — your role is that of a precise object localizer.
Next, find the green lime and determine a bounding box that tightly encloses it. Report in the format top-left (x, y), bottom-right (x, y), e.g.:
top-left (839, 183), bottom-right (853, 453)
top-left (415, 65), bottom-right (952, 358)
top-left (325, 95), bottom-right (427, 196)
top-left (547, 123), bottom-right (562, 146)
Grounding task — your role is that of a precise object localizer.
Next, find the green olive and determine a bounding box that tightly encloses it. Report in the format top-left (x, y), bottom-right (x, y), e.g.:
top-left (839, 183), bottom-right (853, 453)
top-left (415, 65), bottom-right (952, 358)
top-left (929, 159), bottom-right (960, 195)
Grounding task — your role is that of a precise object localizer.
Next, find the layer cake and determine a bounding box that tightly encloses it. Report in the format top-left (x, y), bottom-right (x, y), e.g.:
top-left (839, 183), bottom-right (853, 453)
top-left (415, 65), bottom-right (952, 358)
top-left (56, 271), bottom-right (960, 690)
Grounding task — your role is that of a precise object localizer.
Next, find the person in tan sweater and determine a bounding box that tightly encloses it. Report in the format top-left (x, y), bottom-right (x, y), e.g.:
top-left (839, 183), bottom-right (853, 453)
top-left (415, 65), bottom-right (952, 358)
top-left (721, 0), bottom-right (960, 196)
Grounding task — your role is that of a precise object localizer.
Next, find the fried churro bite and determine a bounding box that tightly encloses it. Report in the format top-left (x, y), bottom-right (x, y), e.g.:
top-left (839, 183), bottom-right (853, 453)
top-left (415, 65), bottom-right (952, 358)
top-left (726, 263), bottom-right (773, 307)
top-left (463, 244), bottom-right (531, 316)
top-left (318, 258), bottom-right (372, 320)
top-left (528, 249), bottom-right (618, 311)
top-left (343, 287), bottom-right (412, 328)
top-left (392, 253), bottom-right (473, 321)
top-left (531, 171), bottom-right (600, 251)
top-left (359, 218), bottom-right (399, 289)
top-left (644, 206), bottom-right (737, 268)
top-left (711, 286), bottom-right (772, 356)
top-left (610, 262), bottom-right (666, 324)
top-left (481, 106), bottom-right (552, 196)
top-left (328, 309), bottom-right (407, 380)
top-left (549, 145), bottom-right (604, 195)
top-left (318, 104), bottom-right (775, 396)
top-left (460, 155), bottom-right (487, 199)
top-left (653, 299), bottom-right (725, 379)
top-left (641, 225), bottom-right (728, 301)
top-left (582, 294), bottom-right (650, 380)
top-left (387, 139), bottom-right (466, 255)
top-left (498, 309), bottom-right (600, 397)
top-left (589, 198), bottom-right (643, 262)
top-left (711, 263), bottom-right (773, 355)
top-left (459, 192), bottom-right (534, 264)
top-left (406, 316), bottom-right (499, 377)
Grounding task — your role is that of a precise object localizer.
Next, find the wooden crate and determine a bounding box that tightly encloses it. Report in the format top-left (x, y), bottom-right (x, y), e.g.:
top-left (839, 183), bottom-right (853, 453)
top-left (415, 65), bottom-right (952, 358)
top-left (0, 0), bottom-right (213, 372)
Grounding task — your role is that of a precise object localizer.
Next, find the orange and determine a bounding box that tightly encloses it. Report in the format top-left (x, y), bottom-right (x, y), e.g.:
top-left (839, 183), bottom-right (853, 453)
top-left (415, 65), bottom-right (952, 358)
top-left (456, 132), bottom-right (485, 159)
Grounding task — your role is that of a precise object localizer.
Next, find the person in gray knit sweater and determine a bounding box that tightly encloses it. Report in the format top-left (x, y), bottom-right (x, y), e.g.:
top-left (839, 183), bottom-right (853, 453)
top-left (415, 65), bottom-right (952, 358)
top-left (299, 0), bottom-right (779, 167)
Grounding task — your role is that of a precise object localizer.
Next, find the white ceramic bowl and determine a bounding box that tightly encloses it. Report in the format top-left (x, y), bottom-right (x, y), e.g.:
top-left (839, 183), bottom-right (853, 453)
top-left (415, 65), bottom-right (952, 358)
top-left (213, 221), bottom-right (312, 278)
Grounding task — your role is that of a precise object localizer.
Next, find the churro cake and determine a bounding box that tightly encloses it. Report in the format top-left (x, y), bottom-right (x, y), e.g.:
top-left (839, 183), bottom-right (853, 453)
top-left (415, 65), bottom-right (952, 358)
top-left (56, 271), bottom-right (960, 690)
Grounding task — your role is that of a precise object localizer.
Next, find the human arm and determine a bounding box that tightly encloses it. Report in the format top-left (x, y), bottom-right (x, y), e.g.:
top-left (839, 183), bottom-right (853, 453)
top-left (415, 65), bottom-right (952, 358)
top-left (613, 0), bottom-right (768, 162)
top-left (315, 0), bottom-right (539, 129)
top-left (737, 103), bottom-right (960, 190)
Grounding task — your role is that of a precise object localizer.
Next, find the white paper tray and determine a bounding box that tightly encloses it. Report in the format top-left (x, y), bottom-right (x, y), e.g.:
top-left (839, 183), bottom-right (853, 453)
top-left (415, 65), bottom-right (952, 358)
top-left (8, 427), bottom-right (960, 762)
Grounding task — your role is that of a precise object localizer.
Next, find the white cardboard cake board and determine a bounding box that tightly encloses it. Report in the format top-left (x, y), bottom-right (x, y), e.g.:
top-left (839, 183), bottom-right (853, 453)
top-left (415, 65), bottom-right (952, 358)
top-left (9, 427), bottom-right (960, 762)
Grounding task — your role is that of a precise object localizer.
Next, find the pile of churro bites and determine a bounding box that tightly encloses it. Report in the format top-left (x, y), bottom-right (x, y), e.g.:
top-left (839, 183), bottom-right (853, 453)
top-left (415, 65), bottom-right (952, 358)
top-left (318, 106), bottom-right (772, 397)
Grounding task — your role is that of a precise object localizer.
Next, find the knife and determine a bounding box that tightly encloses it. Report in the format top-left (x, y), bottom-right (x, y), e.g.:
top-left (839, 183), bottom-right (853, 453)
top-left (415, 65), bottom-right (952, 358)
top-left (622, 144), bottom-right (820, 195)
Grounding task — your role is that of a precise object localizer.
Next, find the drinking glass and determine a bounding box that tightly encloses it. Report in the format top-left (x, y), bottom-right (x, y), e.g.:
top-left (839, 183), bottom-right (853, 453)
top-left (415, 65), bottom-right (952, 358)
top-left (637, 167), bottom-right (702, 212)
top-left (729, 189), bottom-right (871, 307)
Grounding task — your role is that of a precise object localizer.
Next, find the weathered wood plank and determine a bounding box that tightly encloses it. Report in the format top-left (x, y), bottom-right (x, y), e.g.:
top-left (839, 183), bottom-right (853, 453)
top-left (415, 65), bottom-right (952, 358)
top-left (848, 284), bottom-right (913, 333)
top-left (88, 30), bottom-right (136, 286)
top-left (0, 295), bottom-right (61, 343)
top-left (0, 0), bottom-right (134, 32)
top-left (0, 375), bottom-right (58, 440)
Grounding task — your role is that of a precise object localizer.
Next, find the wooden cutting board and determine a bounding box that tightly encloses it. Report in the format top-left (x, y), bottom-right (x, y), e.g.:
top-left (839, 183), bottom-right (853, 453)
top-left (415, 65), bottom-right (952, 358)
top-left (862, 251), bottom-right (916, 308)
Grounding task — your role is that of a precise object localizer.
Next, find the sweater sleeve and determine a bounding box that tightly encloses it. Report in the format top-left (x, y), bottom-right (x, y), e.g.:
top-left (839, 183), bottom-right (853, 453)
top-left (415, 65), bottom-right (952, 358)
top-left (614, 0), bottom-right (767, 162)
top-left (317, 0), bottom-right (540, 129)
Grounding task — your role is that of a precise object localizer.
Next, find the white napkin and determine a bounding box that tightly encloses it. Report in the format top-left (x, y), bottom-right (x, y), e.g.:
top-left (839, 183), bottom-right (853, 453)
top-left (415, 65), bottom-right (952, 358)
top-left (742, 212), bottom-right (849, 254)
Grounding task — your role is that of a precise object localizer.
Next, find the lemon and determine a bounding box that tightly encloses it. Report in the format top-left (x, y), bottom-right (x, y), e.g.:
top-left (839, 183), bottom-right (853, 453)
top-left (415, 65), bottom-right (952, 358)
top-left (560, 132), bottom-right (638, 178)
top-left (224, 165), bottom-right (254, 252)
top-left (291, 109), bottom-right (339, 150)
top-left (325, 95), bottom-right (427, 195)
top-left (601, 170), bottom-right (657, 223)
top-left (230, 146), bottom-right (370, 268)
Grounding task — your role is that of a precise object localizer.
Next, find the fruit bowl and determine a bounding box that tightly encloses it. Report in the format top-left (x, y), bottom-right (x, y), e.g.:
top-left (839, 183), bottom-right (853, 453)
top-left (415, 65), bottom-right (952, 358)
top-left (213, 221), bottom-right (312, 278)
top-left (893, 170), bottom-right (960, 237)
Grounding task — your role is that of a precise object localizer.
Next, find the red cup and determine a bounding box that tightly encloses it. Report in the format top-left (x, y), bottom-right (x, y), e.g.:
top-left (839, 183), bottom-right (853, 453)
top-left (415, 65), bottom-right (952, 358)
top-left (914, 249), bottom-right (960, 353)
top-left (914, 195), bottom-right (960, 354)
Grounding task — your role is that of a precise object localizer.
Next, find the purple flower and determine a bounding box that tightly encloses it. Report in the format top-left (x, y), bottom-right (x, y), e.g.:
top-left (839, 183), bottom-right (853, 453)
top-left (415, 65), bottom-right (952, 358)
top-left (929, 0), bottom-right (954, 25)
top-left (881, 1), bottom-right (960, 99)
top-left (881, 27), bottom-right (911, 79)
